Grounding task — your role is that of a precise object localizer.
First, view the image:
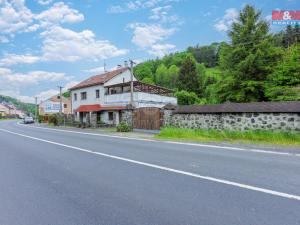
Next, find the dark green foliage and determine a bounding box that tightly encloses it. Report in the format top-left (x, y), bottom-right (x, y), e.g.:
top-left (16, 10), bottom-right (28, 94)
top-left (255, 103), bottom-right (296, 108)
top-left (217, 5), bottom-right (282, 102)
top-left (187, 43), bottom-right (219, 67)
top-left (48, 114), bottom-right (58, 126)
top-left (47, 114), bottom-right (63, 126)
top-left (265, 44), bottom-right (300, 101)
top-left (134, 62), bottom-right (154, 80)
top-left (175, 90), bottom-right (199, 105)
top-left (141, 77), bottom-right (155, 85)
top-left (282, 25), bottom-right (300, 48)
top-left (0, 95), bottom-right (35, 115)
top-left (177, 55), bottom-right (200, 93)
top-left (155, 64), bottom-right (169, 86)
top-left (272, 25), bottom-right (300, 48)
top-left (167, 65), bottom-right (180, 89)
top-left (132, 5), bottom-right (300, 104)
top-left (116, 121), bottom-right (132, 132)
top-left (63, 91), bottom-right (70, 98)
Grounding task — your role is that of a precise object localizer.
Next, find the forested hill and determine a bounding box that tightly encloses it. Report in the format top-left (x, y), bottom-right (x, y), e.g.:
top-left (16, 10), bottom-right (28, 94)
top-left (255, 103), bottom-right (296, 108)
top-left (0, 95), bottom-right (35, 115)
top-left (134, 5), bottom-right (300, 105)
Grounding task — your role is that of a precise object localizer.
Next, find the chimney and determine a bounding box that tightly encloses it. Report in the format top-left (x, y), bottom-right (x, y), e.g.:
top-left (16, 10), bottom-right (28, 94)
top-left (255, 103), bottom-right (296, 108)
top-left (124, 60), bottom-right (128, 67)
top-left (117, 64), bottom-right (122, 68)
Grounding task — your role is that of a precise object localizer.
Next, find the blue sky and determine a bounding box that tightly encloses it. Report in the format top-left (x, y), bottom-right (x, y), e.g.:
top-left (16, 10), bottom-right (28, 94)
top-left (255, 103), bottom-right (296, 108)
top-left (0, 0), bottom-right (299, 103)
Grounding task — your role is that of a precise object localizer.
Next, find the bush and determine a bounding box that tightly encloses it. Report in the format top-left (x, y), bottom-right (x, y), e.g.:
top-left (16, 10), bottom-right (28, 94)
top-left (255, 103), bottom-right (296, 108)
top-left (38, 115), bottom-right (45, 123)
top-left (48, 114), bottom-right (58, 126)
top-left (116, 121), bottom-right (132, 132)
top-left (175, 90), bottom-right (199, 105)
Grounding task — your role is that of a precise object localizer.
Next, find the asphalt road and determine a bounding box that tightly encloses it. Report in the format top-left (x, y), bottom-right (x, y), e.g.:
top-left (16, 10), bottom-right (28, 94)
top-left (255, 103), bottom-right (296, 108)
top-left (0, 120), bottom-right (300, 225)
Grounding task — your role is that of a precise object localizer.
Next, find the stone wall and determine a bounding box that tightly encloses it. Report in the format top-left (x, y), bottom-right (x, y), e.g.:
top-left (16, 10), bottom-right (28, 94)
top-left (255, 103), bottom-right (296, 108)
top-left (121, 109), bottom-right (133, 126)
top-left (164, 111), bottom-right (300, 131)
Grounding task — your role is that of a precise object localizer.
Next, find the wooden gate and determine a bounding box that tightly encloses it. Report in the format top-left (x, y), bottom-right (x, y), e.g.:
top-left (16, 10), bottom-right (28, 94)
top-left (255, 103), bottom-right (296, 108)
top-left (133, 107), bottom-right (162, 130)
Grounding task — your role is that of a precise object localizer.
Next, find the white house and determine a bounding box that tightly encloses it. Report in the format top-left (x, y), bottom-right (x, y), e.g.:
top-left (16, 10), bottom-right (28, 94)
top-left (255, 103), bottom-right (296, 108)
top-left (69, 67), bottom-right (177, 125)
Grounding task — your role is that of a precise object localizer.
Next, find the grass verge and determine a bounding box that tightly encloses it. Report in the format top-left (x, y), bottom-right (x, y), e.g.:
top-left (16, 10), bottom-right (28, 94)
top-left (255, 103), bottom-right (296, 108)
top-left (156, 127), bottom-right (300, 146)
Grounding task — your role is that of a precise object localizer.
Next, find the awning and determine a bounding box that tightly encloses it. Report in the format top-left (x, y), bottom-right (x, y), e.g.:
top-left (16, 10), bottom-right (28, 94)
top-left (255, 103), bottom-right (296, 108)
top-left (74, 104), bottom-right (126, 112)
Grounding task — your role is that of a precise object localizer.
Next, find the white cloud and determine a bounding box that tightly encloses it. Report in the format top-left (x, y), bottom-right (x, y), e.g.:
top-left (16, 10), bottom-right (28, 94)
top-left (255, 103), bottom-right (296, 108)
top-left (0, 0), bottom-right (34, 36)
top-left (37, 0), bottom-right (53, 6)
top-left (35, 2), bottom-right (84, 28)
top-left (147, 43), bottom-right (175, 57)
top-left (0, 67), bottom-right (71, 86)
top-left (0, 36), bottom-right (9, 43)
top-left (128, 23), bottom-right (176, 57)
top-left (4, 71), bottom-right (69, 85)
top-left (214, 8), bottom-right (239, 32)
top-left (37, 80), bottom-right (79, 101)
top-left (129, 23), bottom-right (175, 48)
top-left (108, 0), bottom-right (180, 13)
top-left (0, 1), bottom-right (84, 42)
top-left (36, 89), bottom-right (59, 100)
top-left (149, 5), bottom-right (178, 23)
top-left (0, 54), bottom-right (40, 66)
top-left (0, 67), bottom-right (75, 103)
top-left (40, 26), bottom-right (128, 62)
top-left (83, 66), bottom-right (105, 74)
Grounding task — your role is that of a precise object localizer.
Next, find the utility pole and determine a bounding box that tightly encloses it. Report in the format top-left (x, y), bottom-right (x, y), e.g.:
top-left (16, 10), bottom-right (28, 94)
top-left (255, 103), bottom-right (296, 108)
top-left (129, 60), bottom-right (135, 106)
top-left (104, 61), bottom-right (107, 72)
top-left (58, 86), bottom-right (63, 114)
top-left (35, 96), bottom-right (38, 123)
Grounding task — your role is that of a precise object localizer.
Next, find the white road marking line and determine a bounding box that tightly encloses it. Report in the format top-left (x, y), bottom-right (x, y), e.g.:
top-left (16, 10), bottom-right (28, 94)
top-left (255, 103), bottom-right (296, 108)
top-left (1, 127), bottom-right (300, 201)
top-left (16, 122), bottom-right (300, 157)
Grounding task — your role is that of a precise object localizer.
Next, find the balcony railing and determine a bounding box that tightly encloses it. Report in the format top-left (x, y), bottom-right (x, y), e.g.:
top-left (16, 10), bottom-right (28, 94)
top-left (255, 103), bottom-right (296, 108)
top-left (104, 92), bottom-right (176, 106)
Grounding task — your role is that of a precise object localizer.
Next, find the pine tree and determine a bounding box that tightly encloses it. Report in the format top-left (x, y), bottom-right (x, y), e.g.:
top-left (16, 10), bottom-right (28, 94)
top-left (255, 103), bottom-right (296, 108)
top-left (177, 55), bottom-right (200, 94)
top-left (217, 5), bottom-right (282, 102)
top-left (265, 44), bottom-right (300, 101)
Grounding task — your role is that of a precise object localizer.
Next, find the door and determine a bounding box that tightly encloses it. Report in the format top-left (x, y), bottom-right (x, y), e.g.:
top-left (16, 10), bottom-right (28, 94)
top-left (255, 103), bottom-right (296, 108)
top-left (133, 107), bottom-right (162, 130)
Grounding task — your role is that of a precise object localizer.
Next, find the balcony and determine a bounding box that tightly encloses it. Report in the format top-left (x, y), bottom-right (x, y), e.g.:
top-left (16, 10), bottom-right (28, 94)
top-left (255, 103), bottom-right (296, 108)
top-left (104, 81), bottom-right (177, 108)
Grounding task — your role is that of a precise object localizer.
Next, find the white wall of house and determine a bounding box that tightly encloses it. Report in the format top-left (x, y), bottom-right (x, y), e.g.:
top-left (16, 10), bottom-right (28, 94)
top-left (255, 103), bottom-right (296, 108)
top-left (71, 85), bottom-right (105, 112)
top-left (101, 111), bottom-right (120, 125)
top-left (104, 92), bottom-right (177, 108)
top-left (104, 70), bottom-right (137, 86)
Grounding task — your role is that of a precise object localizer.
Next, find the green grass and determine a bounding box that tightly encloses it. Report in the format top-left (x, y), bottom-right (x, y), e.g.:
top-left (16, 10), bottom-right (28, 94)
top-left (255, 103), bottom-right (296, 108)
top-left (156, 127), bottom-right (300, 146)
top-left (0, 118), bottom-right (16, 121)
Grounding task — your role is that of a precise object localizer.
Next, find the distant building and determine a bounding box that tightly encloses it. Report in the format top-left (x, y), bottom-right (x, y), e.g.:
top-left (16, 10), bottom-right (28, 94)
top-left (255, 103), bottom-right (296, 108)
top-left (0, 103), bottom-right (10, 116)
top-left (39, 94), bottom-right (71, 115)
top-left (15, 109), bottom-right (25, 118)
top-left (0, 103), bottom-right (24, 117)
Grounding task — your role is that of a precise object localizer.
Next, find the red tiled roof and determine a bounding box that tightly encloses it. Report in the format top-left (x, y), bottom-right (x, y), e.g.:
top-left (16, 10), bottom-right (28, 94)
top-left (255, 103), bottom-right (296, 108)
top-left (74, 104), bottom-right (126, 112)
top-left (74, 104), bottom-right (102, 112)
top-left (69, 67), bottom-right (129, 90)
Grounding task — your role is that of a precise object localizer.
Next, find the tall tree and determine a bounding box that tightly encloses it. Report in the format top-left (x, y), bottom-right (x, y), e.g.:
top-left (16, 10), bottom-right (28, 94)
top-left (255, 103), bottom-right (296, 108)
top-left (265, 44), bottom-right (300, 101)
top-left (167, 65), bottom-right (180, 89)
top-left (177, 55), bottom-right (200, 93)
top-left (217, 5), bottom-right (282, 102)
top-left (187, 43), bottom-right (219, 67)
top-left (155, 64), bottom-right (168, 86)
top-left (134, 63), bottom-right (153, 80)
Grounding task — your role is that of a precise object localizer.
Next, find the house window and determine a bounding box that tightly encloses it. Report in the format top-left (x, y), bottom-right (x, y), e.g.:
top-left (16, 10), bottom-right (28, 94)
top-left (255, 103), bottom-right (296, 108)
top-left (108, 112), bottom-right (114, 121)
top-left (57, 96), bottom-right (60, 99)
top-left (96, 89), bottom-right (100, 98)
top-left (64, 104), bottom-right (67, 108)
top-left (74, 93), bottom-right (77, 101)
top-left (81, 92), bottom-right (87, 100)
top-left (123, 78), bottom-right (125, 83)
